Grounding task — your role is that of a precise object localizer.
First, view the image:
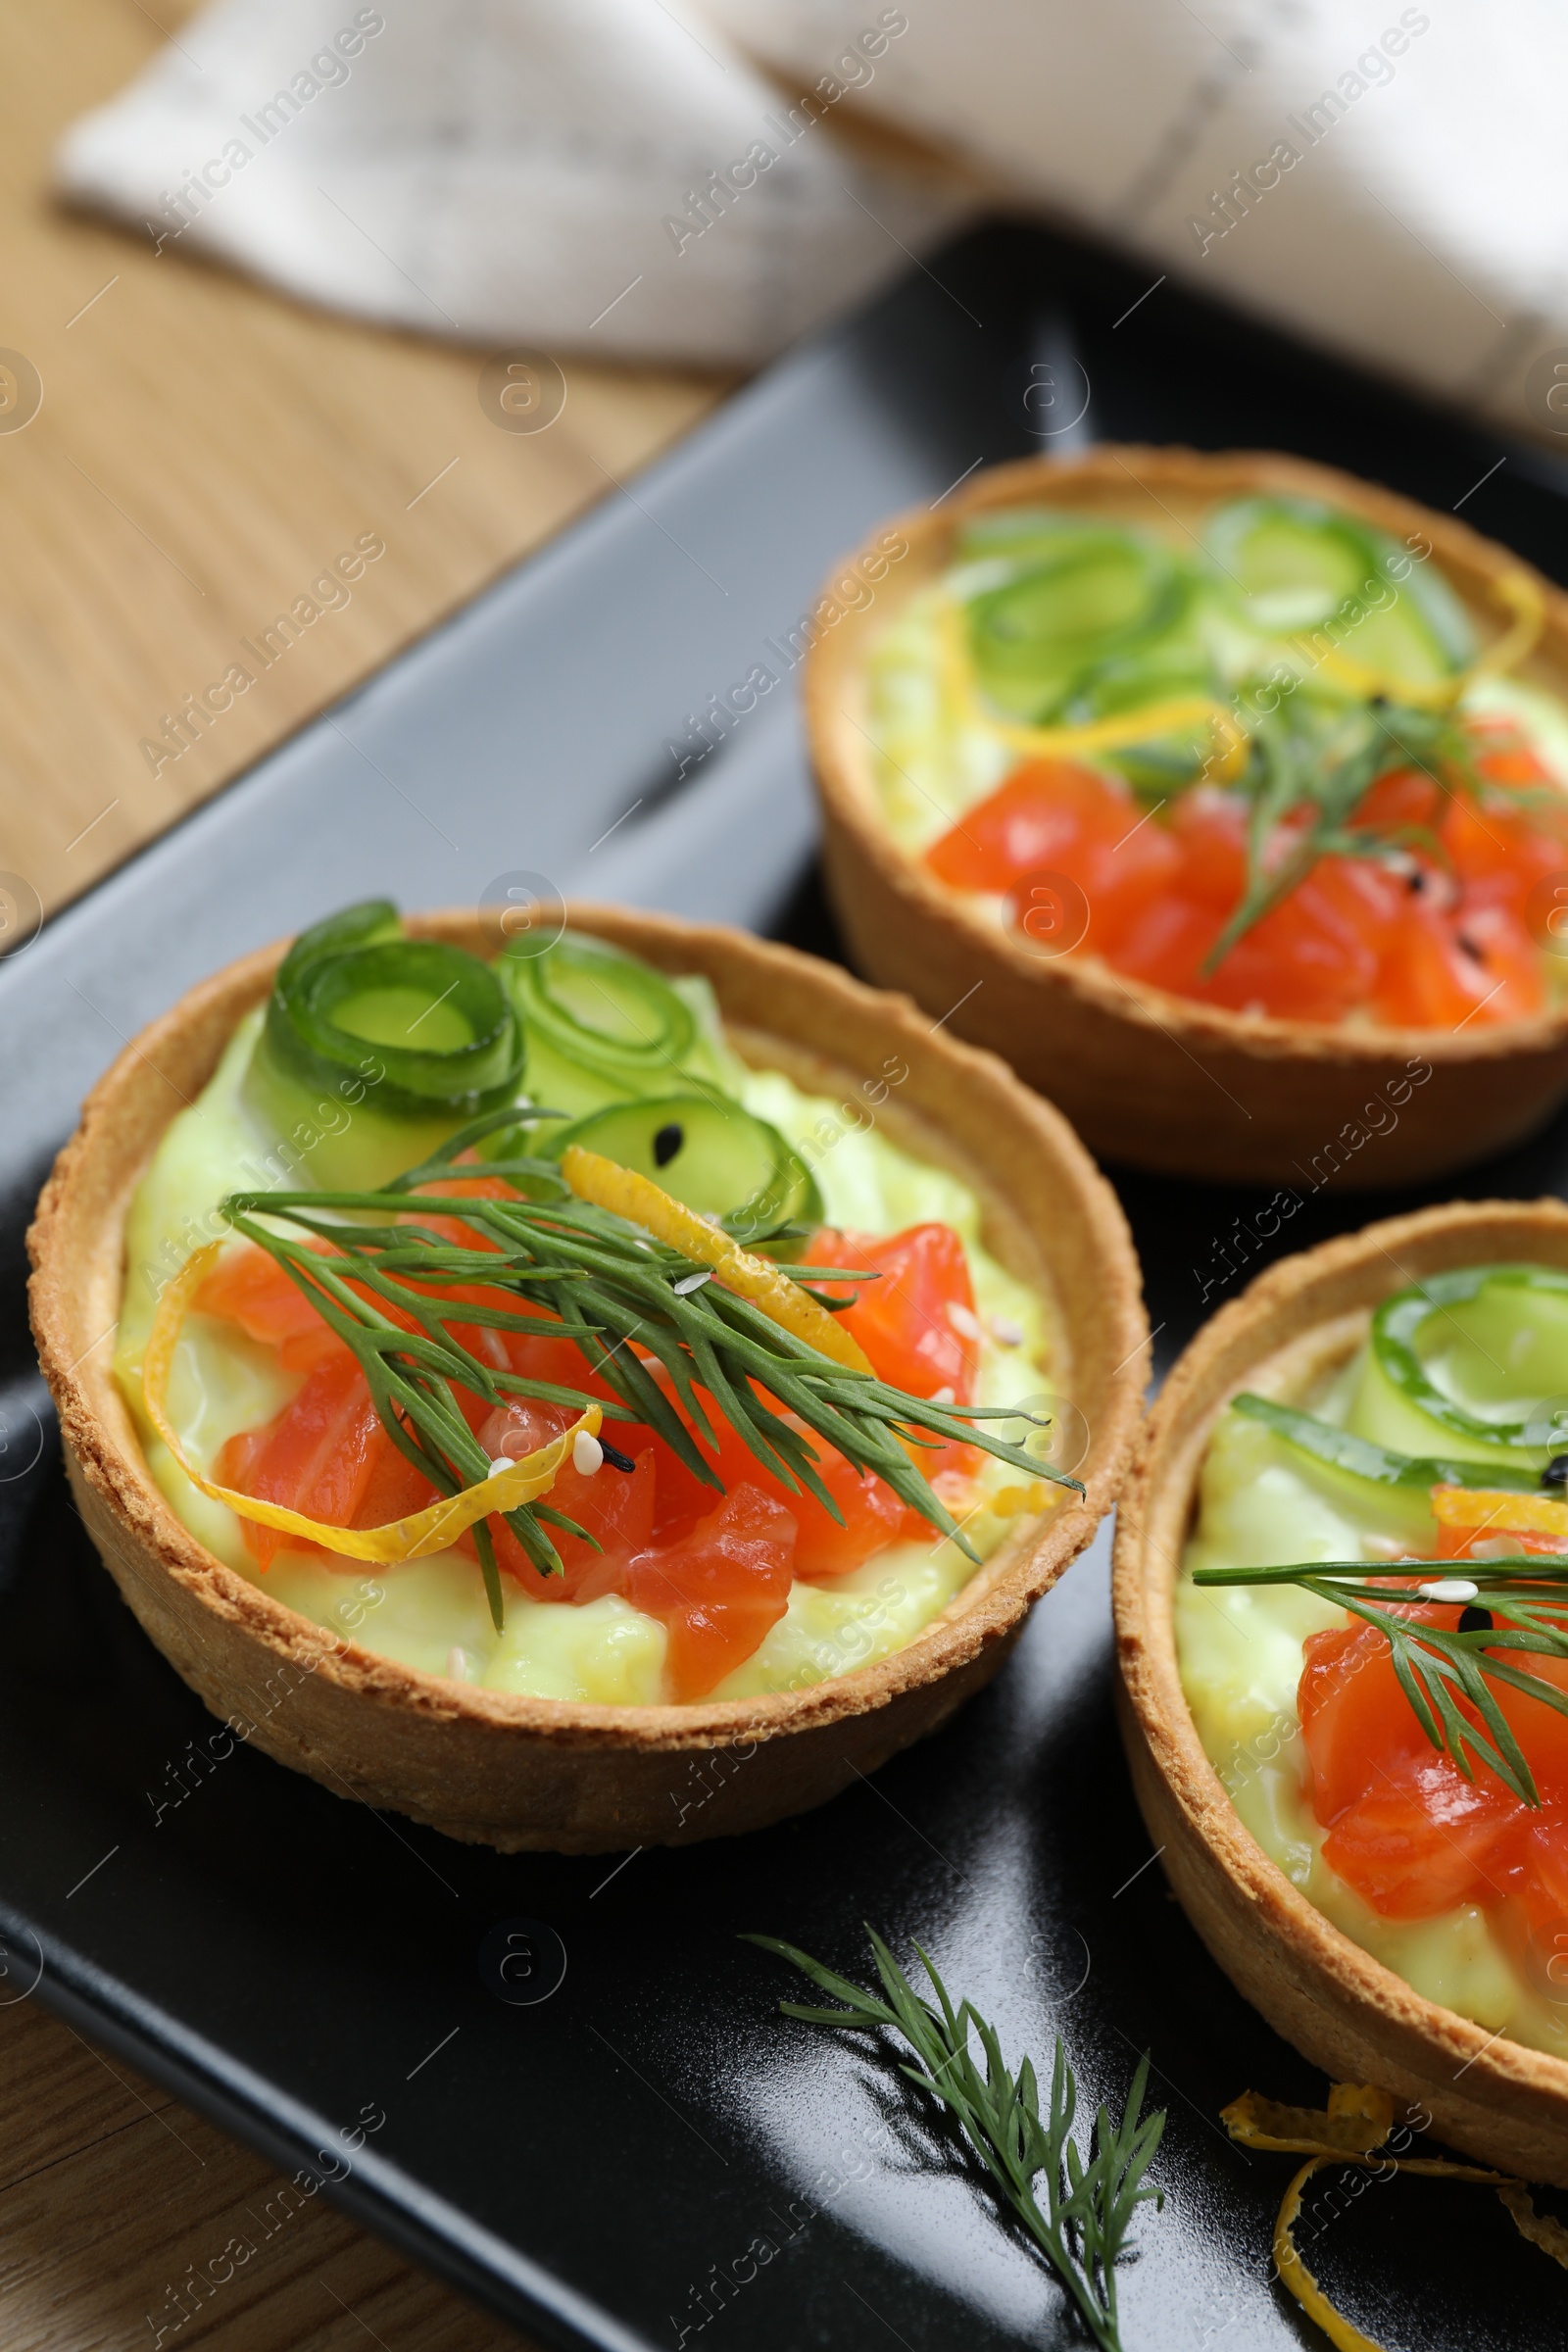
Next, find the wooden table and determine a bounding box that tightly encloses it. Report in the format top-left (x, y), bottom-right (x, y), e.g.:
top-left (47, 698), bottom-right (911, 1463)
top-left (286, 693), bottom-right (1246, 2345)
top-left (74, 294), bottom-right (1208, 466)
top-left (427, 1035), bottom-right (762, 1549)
top-left (2, 1), bottom-right (730, 2342)
top-left (5, 0), bottom-right (729, 927)
top-left (0, 2000), bottom-right (522, 2349)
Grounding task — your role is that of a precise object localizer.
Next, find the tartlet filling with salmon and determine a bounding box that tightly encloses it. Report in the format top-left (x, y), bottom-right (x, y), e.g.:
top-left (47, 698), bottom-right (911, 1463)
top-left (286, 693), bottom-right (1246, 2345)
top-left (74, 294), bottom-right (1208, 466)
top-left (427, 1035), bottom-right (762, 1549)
top-left (868, 493), bottom-right (1568, 1026)
top-left (116, 907), bottom-right (1068, 1707)
top-left (1178, 1261), bottom-right (1568, 2053)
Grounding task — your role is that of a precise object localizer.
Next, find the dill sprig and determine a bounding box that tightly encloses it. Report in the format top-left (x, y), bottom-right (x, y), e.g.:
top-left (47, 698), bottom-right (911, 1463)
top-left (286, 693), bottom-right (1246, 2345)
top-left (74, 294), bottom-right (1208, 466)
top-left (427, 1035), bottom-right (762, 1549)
top-left (1203, 698), bottom-right (1475, 971)
top-left (745, 1927), bottom-right (1164, 2352)
top-left (219, 1110), bottom-right (1074, 1630)
top-left (1192, 1556), bottom-right (1568, 1806)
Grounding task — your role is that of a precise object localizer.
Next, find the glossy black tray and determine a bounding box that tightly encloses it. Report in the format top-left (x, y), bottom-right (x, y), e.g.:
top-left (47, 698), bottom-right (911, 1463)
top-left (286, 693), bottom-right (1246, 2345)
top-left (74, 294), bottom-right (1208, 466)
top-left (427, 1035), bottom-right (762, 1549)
top-left (6, 220), bottom-right (1568, 2350)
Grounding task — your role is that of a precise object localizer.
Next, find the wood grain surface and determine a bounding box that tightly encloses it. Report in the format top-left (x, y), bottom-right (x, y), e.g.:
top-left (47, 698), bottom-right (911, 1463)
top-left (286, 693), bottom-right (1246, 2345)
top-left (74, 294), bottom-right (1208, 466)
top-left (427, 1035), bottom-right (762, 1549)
top-left (2, 0), bottom-right (728, 930)
top-left (0, 1999), bottom-right (528, 2349)
top-left (2, 0), bottom-right (728, 2343)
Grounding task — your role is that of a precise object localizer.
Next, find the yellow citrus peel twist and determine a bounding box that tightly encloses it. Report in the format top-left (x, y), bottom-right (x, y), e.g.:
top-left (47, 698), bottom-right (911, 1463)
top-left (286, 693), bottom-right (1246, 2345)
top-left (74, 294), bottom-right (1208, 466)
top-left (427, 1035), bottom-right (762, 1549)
top-left (1291, 564), bottom-right (1544, 710)
top-left (144, 1239), bottom-right (599, 1564)
top-left (991, 691), bottom-right (1250, 768)
top-left (1433, 1485), bottom-right (1568, 1538)
top-left (558, 1144), bottom-right (874, 1375)
top-left (939, 563), bottom-right (1544, 791)
top-left (938, 600), bottom-right (1249, 775)
top-left (1223, 2081), bottom-right (1568, 2348)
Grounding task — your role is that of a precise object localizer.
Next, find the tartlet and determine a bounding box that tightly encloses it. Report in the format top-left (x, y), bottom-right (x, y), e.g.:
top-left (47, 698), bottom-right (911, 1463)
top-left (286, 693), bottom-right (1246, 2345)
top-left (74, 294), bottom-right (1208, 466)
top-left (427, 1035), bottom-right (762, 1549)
top-left (1114, 1198), bottom-right (1568, 2183)
top-left (806, 445), bottom-right (1568, 1187)
top-left (30, 906), bottom-right (1148, 1853)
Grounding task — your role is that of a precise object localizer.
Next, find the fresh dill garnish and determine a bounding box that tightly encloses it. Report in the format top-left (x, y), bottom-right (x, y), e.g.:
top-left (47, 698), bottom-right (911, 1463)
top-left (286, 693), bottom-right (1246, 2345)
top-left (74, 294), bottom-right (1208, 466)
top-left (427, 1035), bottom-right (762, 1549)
top-left (218, 1109), bottom-right (1073, 1631)
top-left (1202, 698), bottom-right (1479, 971)
top-left (1191, 1555), bottom-right (1568, 1806)
top-left (745, 1927), bottom-right (1164, 2352)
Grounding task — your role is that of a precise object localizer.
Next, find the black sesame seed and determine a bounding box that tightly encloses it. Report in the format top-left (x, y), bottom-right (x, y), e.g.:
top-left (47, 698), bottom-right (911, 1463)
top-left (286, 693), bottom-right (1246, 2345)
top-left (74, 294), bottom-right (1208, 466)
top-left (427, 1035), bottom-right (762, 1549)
top-left (1543, 1454), bottom-right (1568, 1489)
top-left (653, 1122), bottom-right (683, 1168)
top-left (1458, 1605), bottom-right (1494, 1635)
top-left (600, 1441), bottom-right (637, 1473)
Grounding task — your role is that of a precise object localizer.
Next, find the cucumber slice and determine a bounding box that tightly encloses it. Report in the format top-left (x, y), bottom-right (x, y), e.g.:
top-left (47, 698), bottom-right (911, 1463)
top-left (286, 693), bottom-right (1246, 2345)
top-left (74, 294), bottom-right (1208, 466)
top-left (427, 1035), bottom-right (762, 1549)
top-left (963, 525), bottom-right (1182, 723)
top-left (1205, 496), bottom-right (1473, 683)
top-left (549, 1095), bottom-right (821, 1238)
top-left (514, 1031), bottom-right (645, 1127)
top-left (1369, 1263), bottom-right (1568, 1459)
top-left (245, 901), bottom-right (526, 1182)
top-left (1063, 610), bottom-right (1215, 722)
top-left (1231, 1392), bottom-right (1541, 1548)
top-left (1340, 519), bottom-right (1476, 680)
top-left (958, 509), bottom-right (1147, 567)
top-left (1206, 497), bottom-right (1370, 631)
top-left (503, 929), bottom-right (698, 1092)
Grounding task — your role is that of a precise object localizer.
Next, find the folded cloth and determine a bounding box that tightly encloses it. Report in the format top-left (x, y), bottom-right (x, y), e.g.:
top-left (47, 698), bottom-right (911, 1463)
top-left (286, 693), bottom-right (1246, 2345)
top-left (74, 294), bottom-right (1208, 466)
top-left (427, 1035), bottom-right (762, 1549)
top-left (56, 0), bottom-right (968, 364)
top-left (713, 0), bottom-right (1568, 438)
top-left (57, 0), bottom-right (1568, 436)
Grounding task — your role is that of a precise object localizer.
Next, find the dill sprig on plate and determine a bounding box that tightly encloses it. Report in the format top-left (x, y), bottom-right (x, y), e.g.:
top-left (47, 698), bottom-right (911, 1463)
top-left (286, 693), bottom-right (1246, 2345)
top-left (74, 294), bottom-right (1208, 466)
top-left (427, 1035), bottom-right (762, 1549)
top-left (745, 1927), bottom-right (1164, 2352)
top-left (219, 1110), bottom-right (1075, 1630)
top-left (1192, 1555), bottom-right (1568, 1806)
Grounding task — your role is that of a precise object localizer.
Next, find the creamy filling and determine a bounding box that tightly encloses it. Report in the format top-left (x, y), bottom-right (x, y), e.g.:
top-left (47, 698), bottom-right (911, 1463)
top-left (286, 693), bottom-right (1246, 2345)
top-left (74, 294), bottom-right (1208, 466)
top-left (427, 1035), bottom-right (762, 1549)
top-left (866, 576), bottom-right (1568, 865)
top-left (1176, 1333), bottom-right (1568, 2055)
top-left (115, 1006), bottom-right (1060, 1705)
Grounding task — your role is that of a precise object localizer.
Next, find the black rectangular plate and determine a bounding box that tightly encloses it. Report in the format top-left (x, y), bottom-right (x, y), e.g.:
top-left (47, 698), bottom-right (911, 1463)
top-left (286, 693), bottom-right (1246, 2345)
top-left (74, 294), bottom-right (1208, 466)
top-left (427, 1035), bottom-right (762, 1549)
top-left (7, 221), bottom-right (1568, 2351)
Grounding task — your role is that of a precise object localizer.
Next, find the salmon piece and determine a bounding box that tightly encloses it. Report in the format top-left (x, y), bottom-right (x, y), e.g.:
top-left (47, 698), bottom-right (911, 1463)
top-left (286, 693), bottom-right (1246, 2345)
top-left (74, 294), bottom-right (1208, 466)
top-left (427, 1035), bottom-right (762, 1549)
top-left (623, 1486), bottom-right (797, 1700)
top-left (922, 730), bottom-right (1564, 1028)
top-left (216, 1349), bottom-right (383, 1569)
top-left (1320, 1751), bottom-right (1520, 1917)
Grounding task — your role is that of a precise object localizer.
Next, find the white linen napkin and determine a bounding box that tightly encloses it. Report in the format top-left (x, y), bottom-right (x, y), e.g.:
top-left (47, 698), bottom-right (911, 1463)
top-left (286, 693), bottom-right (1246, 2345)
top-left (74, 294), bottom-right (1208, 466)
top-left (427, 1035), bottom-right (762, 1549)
top-left (57, 0), bottom-right (1568, 438)
top-left (56, 0), bottom-right (968, 364)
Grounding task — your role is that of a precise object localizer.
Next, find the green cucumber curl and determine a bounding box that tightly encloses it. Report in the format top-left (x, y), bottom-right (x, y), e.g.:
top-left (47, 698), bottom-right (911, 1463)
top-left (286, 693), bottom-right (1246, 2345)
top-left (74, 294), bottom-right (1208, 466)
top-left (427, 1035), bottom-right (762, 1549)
top-left (242, 900), bottom-right (527, 1190)
top-left (547, 1093), bottom-right (822, 1250)
top-left (956, 514), bottom-right (1184, 725)
top-left (1372, 1263), bottom-right (1568, 1457)
top-left (502, 927), bottom-right (697, 1084)
top-left (1203, 494), bottom-right (1475, 676)
top-left (262, 900), bottom-right (524, 1116)
top-left (1232, 1391), bottom-right (1544, 1494)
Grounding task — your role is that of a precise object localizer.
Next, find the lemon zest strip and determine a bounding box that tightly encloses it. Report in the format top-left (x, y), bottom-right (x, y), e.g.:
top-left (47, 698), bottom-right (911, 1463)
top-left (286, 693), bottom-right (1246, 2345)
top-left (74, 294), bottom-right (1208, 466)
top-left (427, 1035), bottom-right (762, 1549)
top-left (1224, 2080), bottom-right (1563, 2349)
top-left (558, 1145), bottom-right (874, 1375)
top-left (936, 563), bottom-right (1544, 782)
top-left (1222, 2082), bottom-right (1394, 2157)
top-left (1496, 2179), bottom-right (1568, 2271)
top-left (1433, 1485), bottom-right (1568, 1537)
top-left (1272, 2157), bottom-right (1388, 2352)
top-left (144, 1240), bottom-right (597, 1564)
top-left (937, 599), bottom-right (1250, 774)
top-left (1294, 565), bottom-right (1544, 711)
top-left (990, 1478), bottom-right (1058, 1519)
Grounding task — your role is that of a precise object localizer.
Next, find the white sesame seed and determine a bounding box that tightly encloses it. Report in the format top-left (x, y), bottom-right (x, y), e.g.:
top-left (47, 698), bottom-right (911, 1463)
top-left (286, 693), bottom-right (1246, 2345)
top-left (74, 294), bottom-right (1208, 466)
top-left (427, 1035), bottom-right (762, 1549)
top-left (573, 1430), bottom-right (605, 1477)
top-left (446, 1646), bottom-right (471, 1682)
top-left (673, 1269), bottom-right (712, 1296)
top-left (931, 1385), bottom-right (956, 1406)
top-left (1418, 1578), bottom-right (1479, 1604)
top-left (989, 1314), bottom-right (1025, 1348)
top-left (946, 1300), bottom-right (982, 1342)
top-left (488, 1455), bottom-right (514, 1479)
